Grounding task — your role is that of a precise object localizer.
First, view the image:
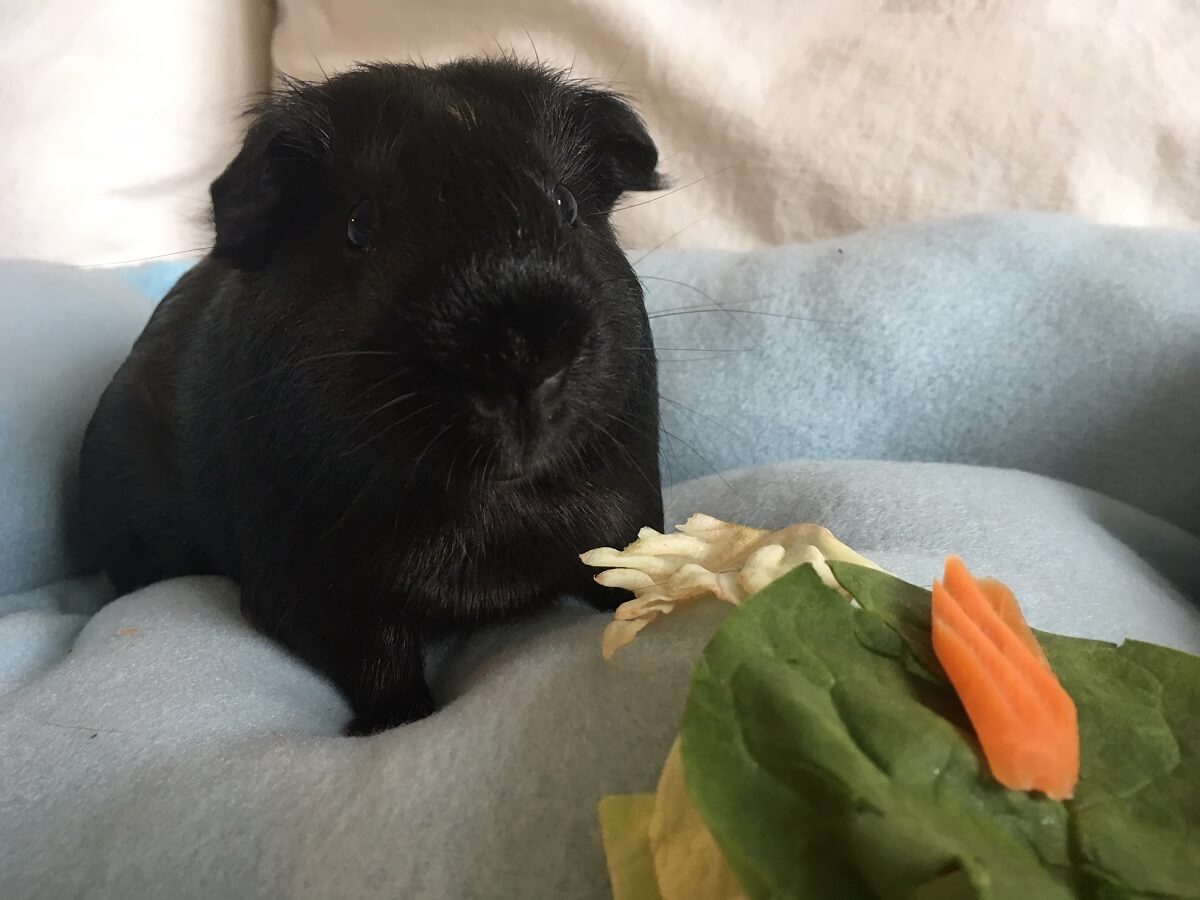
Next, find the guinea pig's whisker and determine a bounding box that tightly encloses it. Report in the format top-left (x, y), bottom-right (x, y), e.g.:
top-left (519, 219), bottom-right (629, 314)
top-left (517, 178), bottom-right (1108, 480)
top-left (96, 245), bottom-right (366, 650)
top-left (608, 409), bottom-right (686, 487)
top-left (72, 246), bottom-right (215, 268)
top-left (612, 163), bottom-right (744, 214)
top-left (610, 409), bottom-right (664, 446)
top-left (605, 409), bottom-right (651, 444)
top-left (230, 350), bottom-right (404, 395)
top-left (343, 374), bottom-right (412, 412)
top-left (319, 465), bottom-right (386, 539)
top-left (624, 342), bottom-right (757, 362)
top-left (606, 45), bottom-right (633, 85)
top-left (387, 495), bottom-right (407, 584)
top-left (589, 419), bottom-right (661, 499)
top-left (638, 274), bottom-right (761, 344)
top-left (659, 394), bottom-right (745, 442)
top-left (611, 397), bottom-right (740, 495)
top-left (642, 276), bottom-right (856, 328)
top-left (356, 392), bottom-right (420, 426)
top-left (630, 211), bottom-right (715, 269)
top-left (338, 402), bottom-right (438, 458)
top-left (610, 409), bottom-right (700, 490)
top-left (465, 442), bottom-right (487, 484)
top-left (336, 422), bottom-right (444, 532)
top-left (324, 408), bottom-right (444, 537)
top-left (479, 445), bottom-right (499, 490)
top-left (659, 426), bottom-right (736, 495)
top-left (304, 349), bottom-right (405, 363)
top-left (647, 306), bottom-right (844, 326)
top-left (347, 368), bottom-right (412, 401)
top-left (442, 437), bottom-right (470, 500)
top-left (638, 273), bottom-right (766, 354)
top-left (329, 413), bottom-right (458, 537)
top-left (625, 346), bottom-right (750, 354)
top-left (659, 442), bottom-right (696, 485)
top-left (655, 354), bottom-right (752, 364)
top-left (734, 307), bottom-right (854, 326)
top-left (646, 307), bottom-right (726, 319)
top-left (289, 464), bottom-right (330, 520)
top-left (402, 421), bottom-right (458, 496)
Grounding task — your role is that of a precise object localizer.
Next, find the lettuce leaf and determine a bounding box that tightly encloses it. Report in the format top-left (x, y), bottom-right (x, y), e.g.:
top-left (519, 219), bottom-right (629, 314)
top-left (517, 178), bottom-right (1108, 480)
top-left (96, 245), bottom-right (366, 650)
top-left (598, 794), bottom-right (664, 900)
top-left (680, 564), bottom-right (1200, 899)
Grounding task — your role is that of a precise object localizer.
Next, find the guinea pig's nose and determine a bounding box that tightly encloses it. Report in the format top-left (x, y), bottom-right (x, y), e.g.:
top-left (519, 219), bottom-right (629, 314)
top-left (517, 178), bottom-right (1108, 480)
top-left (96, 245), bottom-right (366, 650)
top-left (473, 365), bottom-right (568, 420)
top-left (533, 366), bottom-right (568, 409)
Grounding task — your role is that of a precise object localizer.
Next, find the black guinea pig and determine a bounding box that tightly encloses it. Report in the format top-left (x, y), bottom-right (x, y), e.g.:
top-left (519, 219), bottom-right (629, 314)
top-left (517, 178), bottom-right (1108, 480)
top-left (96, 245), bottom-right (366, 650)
top-left (78, 58), bottom-right (665, 735)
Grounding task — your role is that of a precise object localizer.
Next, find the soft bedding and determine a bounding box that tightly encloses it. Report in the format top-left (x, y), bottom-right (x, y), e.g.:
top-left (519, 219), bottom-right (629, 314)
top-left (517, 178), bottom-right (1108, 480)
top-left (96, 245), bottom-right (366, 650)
top-left (0, 212), bottom-right (1196, 899)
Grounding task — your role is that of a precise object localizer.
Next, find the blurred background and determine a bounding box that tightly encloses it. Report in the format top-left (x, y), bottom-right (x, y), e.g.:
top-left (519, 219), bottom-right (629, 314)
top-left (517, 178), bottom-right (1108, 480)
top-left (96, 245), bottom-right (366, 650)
top-left (1, 0), bottom-right (1197, 267)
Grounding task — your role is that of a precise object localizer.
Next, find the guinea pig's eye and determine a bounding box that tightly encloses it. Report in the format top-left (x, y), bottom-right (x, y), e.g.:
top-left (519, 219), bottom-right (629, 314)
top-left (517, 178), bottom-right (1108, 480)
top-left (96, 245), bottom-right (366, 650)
top-left (346, 198), bottom-right (377, 251)
top-left (554, 185), bottom-right (578, 226)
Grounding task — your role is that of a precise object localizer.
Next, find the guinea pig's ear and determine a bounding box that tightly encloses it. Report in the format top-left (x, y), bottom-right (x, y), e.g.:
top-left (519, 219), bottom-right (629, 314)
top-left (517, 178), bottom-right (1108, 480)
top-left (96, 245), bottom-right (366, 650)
top-left (209, 119), bottom-right (286, 267)
top-left (210, 86), bottom-right (331, 268)
top-left (579, 91), bottom-right (664, 201)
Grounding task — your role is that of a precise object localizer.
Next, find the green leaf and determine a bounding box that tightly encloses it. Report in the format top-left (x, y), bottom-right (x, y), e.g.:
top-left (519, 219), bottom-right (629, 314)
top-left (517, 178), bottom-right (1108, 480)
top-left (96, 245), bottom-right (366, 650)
top-left (680, 563), bottom-right (1200, 899)
top-left (1050, 637), bottom-right (1200, 897)
top-left (832, 561), bottom-right (946, 683)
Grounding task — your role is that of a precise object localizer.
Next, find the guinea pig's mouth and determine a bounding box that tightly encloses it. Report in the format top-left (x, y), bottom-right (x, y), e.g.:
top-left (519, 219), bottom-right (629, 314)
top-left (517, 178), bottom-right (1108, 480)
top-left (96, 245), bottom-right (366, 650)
top-left (487, 469), bottom-right (528, 486)
top-left (483, 438), bottom-right (575, 487)
top-left (475, 394), bottom-right (581, 486)
top-left (485, 458), bottom-right (552, 487)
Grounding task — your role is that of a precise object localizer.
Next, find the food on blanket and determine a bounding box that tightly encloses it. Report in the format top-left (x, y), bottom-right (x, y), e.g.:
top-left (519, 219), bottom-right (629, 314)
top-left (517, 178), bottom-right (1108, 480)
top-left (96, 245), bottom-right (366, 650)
top-left (579, 514), bottom-right (882, 658)
top-left (647, 562), bottom-right (1200, 899)
top-left (933, 557), bottom-right (1078, 799)
top-left (77, 61), bottom-right (668, 735)
top-left (117, 627), bottom-right (139, 636)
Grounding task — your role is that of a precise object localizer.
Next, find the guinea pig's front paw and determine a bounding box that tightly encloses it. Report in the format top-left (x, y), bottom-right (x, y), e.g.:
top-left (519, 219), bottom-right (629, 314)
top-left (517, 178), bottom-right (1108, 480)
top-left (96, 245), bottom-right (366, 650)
top-left (344, 687), bottom-right (437, 736)
top-left (345, 703), bottom-right (435, 736)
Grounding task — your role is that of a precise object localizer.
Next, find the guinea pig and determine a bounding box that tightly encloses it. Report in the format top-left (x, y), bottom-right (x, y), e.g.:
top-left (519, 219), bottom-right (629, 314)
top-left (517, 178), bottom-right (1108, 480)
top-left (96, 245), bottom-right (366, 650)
top-left (78, 59), bottom-right (665, 735)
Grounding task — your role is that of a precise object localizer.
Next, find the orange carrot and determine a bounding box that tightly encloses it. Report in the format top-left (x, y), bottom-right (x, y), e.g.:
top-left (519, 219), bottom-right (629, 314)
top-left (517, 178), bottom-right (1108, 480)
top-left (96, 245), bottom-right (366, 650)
top-left (977, 578), bottom-right (1048, 666)
top-left (932, 556), bottom-right (1079, 800)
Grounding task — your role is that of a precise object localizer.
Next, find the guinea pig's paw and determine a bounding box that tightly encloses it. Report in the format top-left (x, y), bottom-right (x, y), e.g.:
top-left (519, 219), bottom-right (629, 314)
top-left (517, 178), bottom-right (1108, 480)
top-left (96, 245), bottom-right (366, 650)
top-left (343, 688), bottom-right (437, 737)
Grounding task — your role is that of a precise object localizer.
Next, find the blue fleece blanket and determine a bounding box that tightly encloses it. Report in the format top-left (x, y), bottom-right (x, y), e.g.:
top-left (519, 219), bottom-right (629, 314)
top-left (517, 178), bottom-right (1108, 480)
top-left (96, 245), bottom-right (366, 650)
top-left (1, 212), bottom-right (1197, 900)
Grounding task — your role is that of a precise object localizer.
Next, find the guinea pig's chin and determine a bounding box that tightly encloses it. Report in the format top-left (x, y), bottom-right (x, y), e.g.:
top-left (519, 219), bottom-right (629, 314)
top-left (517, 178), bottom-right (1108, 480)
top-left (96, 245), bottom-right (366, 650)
top-left (483, 438), bottom-right (576, 486)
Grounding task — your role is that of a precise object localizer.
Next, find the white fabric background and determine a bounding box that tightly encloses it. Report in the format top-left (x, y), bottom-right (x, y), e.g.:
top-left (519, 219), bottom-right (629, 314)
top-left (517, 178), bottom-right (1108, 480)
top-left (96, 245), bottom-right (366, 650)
top-left (3, 1), bottom-right (1197, 263)
top-left (0, 0), bottom-right (274, 266)
top-left (273, 0), bottom-right (1200, 250)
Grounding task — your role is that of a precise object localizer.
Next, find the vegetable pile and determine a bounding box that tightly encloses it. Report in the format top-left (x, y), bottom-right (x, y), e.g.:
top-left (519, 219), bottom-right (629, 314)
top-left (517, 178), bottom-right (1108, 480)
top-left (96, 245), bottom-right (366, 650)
top-left (596, 555), bottom-right (1200, 900)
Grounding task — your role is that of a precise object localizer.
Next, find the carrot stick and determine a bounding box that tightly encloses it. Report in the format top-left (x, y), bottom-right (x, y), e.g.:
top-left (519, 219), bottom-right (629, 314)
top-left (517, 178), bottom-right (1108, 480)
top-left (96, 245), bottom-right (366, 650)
top-left (977, 577), bottom-right (1048, 666)
top-left (932, 557), bottom-right (1079, 800)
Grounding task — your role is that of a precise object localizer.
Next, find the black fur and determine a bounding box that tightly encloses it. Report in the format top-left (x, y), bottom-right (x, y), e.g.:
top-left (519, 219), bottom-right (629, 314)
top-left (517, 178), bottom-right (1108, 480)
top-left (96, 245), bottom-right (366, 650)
top-left (79, 59), bottom-right (664, 734)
